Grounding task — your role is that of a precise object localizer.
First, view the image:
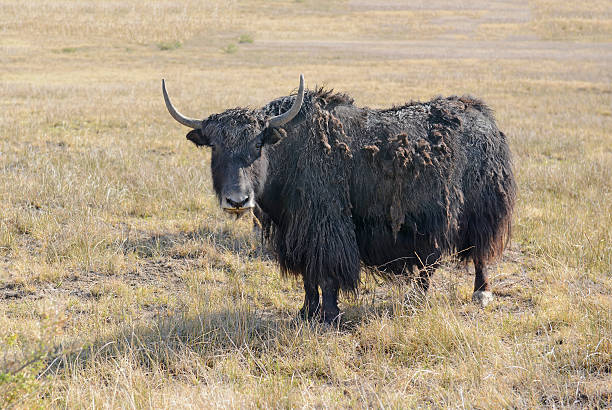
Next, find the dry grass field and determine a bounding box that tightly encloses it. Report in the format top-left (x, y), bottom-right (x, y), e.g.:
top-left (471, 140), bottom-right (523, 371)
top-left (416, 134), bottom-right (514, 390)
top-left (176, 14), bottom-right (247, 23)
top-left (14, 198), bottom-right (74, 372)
top-left (1, 0), bottom-right (611, 407)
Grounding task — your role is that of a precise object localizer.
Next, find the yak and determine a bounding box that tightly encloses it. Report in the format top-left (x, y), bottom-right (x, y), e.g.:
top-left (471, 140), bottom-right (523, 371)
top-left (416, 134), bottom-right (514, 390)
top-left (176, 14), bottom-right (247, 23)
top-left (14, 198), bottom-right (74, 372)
top-left (162, 75), bottom-right (516, 323)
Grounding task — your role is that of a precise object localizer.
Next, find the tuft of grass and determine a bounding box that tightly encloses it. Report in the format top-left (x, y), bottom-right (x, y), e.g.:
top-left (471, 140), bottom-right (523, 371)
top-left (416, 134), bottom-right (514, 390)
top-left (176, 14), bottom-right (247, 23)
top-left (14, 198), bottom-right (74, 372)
top-left (156, 41), bottom-right (182, 51)
top-left (0, 311), bottom-right (69, 407)
top-left (238, 34), bottom-right (254, 44)
top-left (222, 42), bottom-right (238, 54)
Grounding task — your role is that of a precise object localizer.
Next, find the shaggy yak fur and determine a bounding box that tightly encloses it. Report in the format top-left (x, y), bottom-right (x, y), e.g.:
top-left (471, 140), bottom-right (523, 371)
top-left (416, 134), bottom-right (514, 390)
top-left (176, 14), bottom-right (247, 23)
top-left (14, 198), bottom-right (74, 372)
top-left (177, 86), bottom-right (516, 323)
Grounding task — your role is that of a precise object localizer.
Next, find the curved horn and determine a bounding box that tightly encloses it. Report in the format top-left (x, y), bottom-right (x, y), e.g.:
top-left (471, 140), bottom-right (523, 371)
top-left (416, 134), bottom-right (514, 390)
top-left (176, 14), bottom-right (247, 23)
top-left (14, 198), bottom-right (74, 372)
top-left (162, 79), bottom-right (202, 129)
top-left (268, 74), bottom-right (304, 128)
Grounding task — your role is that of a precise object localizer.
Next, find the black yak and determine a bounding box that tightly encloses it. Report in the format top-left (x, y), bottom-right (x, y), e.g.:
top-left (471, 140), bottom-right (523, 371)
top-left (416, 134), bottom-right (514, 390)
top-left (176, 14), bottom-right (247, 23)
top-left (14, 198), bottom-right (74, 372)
top-left (162, 75), bottom-right (516, 323)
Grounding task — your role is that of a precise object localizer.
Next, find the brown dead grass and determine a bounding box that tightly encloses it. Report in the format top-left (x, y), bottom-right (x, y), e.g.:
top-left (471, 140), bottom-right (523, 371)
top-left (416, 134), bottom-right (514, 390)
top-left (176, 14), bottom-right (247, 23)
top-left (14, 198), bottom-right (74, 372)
top-left (1, 0), bottom-right (611, 408)
top-left (529, 0), bottom-right (612, 41)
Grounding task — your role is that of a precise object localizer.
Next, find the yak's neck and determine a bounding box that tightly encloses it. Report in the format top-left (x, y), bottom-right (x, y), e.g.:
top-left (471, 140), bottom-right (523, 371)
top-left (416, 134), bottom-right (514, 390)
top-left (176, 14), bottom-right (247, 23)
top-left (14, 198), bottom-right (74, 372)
top-left (255, 126), bottom-right (301, 226)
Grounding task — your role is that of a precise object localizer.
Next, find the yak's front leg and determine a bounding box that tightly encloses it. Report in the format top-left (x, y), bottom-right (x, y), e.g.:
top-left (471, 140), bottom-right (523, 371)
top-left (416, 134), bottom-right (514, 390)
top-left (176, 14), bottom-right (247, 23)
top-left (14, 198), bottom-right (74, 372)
top-left (292, 204), bottom-right (359, 324)
top-left (299, 275), bottom-right (320, 320)
top-left (320, 277), bottom-right (340, 324)
top-left (472, 258), bottom-right (494, 307)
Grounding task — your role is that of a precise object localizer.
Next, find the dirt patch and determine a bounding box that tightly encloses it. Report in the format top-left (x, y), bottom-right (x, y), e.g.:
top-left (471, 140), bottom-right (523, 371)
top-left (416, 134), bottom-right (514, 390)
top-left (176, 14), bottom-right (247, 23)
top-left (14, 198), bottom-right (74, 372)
top-left (0, 282), bottom-right (36, 300)
top-left (254, 0), bottom-right (610, 62)
top-left (0, 258), bottom-right (193, 302)
top-left (254, 39), bottom-right (612, 62)
top-left (349, 0), bottom-right (526, 13)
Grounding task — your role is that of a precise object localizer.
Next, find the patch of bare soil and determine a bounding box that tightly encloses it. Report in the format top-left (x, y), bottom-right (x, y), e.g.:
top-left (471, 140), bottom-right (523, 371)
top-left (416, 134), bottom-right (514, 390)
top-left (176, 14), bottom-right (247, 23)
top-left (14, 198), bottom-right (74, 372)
top-left (349, 0), bottom-right (524, 13)
top-left (0, 258), bottom-right (191, 302)
top-left (255, 38), bottom-right (612, 63)
top-left (255, 0), bottom-right (611, 62)
top-left (352, 0), bottom-right (533, 39)
top-left (0, 281), bottom-right (35, 300)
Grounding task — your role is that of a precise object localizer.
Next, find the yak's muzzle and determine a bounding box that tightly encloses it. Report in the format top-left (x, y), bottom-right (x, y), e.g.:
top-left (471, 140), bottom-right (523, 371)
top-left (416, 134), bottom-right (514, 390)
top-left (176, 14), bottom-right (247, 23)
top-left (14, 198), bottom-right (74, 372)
top-left (221, 192), bottom-right (255, 216)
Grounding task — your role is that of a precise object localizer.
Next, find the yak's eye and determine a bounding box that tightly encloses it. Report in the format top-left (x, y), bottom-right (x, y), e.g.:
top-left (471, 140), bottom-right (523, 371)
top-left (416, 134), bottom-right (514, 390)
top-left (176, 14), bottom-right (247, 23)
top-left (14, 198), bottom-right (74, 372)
top-left (255, 139), bottom-right (263, 150)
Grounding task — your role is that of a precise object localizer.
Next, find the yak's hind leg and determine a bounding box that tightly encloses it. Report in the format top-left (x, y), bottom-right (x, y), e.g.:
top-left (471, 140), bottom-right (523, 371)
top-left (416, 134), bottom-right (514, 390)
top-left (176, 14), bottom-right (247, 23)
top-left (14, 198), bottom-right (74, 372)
top-left (414, 248), bottom-right (442, 293)
top-left (320, 277), bottom-right (340, 324)
top-left (299, 275), bottom-right (320, 320)
top-left (415, 264), bottom-right (435, 293)
top-left (472, 258), bottom-right (494, 307)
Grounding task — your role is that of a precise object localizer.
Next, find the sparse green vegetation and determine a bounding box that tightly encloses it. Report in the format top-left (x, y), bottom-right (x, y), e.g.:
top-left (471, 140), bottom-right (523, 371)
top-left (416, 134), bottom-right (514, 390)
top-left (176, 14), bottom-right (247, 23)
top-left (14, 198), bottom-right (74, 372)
top-left (1, 0), bottom-right (611, 407)
top-left (156, 40), bottom-right (182, 51)
top-left (223, 42), bottom-right (238, 53)
top-left (238, 34), bottom-right (254, 44)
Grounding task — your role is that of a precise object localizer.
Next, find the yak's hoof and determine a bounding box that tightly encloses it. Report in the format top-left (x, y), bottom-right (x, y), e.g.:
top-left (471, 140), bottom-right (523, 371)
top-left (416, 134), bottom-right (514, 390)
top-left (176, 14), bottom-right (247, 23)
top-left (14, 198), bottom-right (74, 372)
top-left (299, 305), bottom-right (320, 321)
top-left (321, 310), bottom-right (341, 326)
top-left (472, 290), bottom-right (494, 307)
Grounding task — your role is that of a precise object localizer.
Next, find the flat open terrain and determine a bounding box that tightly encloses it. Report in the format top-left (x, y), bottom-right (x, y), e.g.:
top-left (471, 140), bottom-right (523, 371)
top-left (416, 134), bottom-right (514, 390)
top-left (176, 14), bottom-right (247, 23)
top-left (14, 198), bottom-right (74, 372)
top-left (1, 0), bottom-right (611, 407)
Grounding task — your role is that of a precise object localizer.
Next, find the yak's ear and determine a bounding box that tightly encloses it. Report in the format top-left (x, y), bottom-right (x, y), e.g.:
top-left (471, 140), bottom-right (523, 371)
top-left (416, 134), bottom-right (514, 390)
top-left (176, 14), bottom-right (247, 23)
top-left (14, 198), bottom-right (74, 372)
top-left (186, 129), bottom-right (210, 146)
top-left (262, 127), bottom-right (287, 146)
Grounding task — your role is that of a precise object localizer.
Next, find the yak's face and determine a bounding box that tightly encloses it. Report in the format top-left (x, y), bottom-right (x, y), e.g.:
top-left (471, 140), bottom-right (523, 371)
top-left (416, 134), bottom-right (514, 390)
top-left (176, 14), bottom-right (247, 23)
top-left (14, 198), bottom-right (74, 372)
top-left (186, 111), bottom-right (285, 216)
top-left (162, 74), bottom-right (304, 217)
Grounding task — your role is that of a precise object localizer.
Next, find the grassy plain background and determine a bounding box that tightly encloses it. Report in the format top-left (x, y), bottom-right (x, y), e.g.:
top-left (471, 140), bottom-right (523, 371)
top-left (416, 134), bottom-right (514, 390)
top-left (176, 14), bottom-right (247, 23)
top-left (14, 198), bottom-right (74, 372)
top-left (1, 0), bottom-right (611, 407)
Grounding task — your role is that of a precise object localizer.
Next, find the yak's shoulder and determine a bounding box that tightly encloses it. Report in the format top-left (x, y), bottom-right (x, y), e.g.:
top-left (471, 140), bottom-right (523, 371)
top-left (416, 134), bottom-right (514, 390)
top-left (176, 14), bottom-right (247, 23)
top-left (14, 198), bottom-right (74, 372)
top-left (264, 87), bottom-right (354, 117)
top-left (312, 87), bottom-right (354, 109)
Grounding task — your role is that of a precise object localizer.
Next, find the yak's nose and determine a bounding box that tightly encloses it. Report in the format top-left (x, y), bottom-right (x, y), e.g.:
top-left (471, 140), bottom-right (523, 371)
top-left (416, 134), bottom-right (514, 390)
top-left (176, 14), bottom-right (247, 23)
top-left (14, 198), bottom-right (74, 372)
top-left (226, 195), bottom-right (250, 209)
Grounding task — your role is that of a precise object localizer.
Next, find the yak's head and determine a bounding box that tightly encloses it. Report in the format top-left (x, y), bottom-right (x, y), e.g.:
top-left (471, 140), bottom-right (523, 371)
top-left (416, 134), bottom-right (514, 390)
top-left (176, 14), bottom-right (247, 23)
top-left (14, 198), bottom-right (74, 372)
top-left (162, 75), bottom-right (304, 216)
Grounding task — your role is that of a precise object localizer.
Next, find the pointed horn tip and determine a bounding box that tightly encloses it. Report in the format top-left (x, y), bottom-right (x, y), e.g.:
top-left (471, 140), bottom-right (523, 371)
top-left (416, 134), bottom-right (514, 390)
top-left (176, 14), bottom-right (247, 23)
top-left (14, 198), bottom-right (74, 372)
top-left (161, 79), bottom-right (202, 129)
top-left (267, 74), bottom-right (305, 128)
